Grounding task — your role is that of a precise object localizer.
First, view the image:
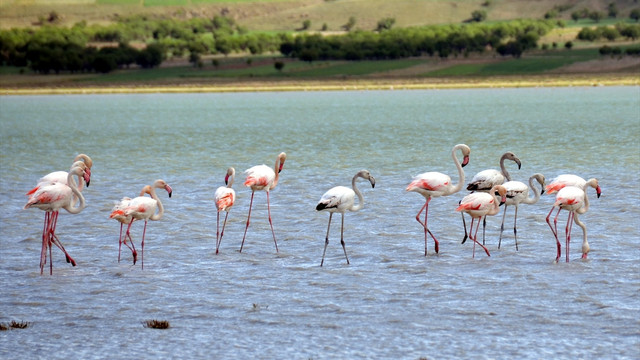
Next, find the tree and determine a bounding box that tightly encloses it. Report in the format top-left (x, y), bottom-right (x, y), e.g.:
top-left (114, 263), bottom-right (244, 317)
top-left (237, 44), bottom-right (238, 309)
top-left (136, 43), bottom-right (164, 68)
top-left (608, 3), bottom-right (618, 18)
top-left (274, 61), bottom-right (284, 72)
top-left (631, 9), bottom-right (640, 22)
top-left (571, 11), bottom-right (581, 22)
top-left (322, 23), bottom-right (328, 31)
top-left (589, 11), bottom-right (605, 23)
top-left (189, 52), bottom-right (201, 67)
top-left (565, 41), bottom-right (573, 50)
top-left (470, 10), bottom-right (487, 22)
top-left (376, 17), bottom-right (396, 32)
top-left (301, 20), bottom-right (311, 31)
top-left (343, 17), bottom-right (356, 31)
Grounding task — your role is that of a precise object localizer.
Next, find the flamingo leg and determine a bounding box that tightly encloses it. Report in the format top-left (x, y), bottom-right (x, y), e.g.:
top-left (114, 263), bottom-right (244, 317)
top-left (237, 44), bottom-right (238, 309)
top-left (415, 201), bottom-right (428, 255)
top-left (240, 190), bottom-right (255, 253)
top-left (340, 213), bottom-right (350, 265)
top-left (470, 216), bottom-right (491, 258)
top-left (215, 211), bottom-right (220, 254)
top-left (566, 212), bottom-right (574, 263)
top-left (481, 216), bottom-right (487, 245)
top-left (40, 212), bottom-right (50, 275)
top-left (48, 211), bottom-right (76, 268)
top-left (513, 205), bottom-right (519, 251)
top-left (266, 191), bottom-right (279, 253)
top-left (553, 208), bottom-right (564, 262)
top-left (124, 220), bottom-right (137, 265)
top-left (216, 212), bottom-right (229, 255)
top-left (460, 212), bottom-right (468, 244)
top-left (118, 222), bottom-right (123, 263)
top-left (141, 220), bottom-right (148, 270)
top-left (320, 212), bottom-right (333, 267)
top-left (498, 204), bottom-right (508, 249)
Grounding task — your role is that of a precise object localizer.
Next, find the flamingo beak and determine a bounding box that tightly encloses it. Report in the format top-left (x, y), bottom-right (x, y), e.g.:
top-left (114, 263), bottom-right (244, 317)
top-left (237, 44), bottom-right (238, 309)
top-left (515, 159), bottom-right (522, 169)
top-left (278, 161), bottom-right (285, 174)
top-left (83, 172), bottom-right (91, 187)
top-left (461, 155), bottom-right (470, 167)
top-left (596, 185), bottom-right (601, 198)
top-left (225, 174), bottom-right (230, 185)
top-left (165, 185), bottom-right (173, 198)
top-left (369, 176), bottom-right (376, 189)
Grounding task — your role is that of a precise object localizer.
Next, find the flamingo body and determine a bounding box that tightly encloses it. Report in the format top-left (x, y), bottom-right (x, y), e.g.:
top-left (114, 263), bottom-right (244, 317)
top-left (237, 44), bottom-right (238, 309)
top-left (240, 152), bottom-right (286, 253)
top-left (407, 144), bottom-right (471, 256)
top-left (215, 167), bottom-right (236, 254)
top-left (456, 184), bottom-right (507, 258)
top-left (498, 173), bottom-right (545, 250)
top-left (317, 170), bottom-right (375, 266)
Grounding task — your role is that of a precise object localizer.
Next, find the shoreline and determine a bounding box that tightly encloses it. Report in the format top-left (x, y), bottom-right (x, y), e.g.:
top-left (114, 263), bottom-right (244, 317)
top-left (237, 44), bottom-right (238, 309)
top-left (1, 75), bottom-right (638, 95)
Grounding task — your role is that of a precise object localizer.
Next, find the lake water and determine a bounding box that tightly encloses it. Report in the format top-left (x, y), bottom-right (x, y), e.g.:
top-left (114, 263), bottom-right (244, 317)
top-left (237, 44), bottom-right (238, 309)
top-left (0, 87), bottom-right (639, 359)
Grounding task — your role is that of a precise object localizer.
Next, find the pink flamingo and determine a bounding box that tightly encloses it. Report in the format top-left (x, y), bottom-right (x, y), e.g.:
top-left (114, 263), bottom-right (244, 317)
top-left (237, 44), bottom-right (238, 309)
top-left (456, 184), bottom-right (507, 258)
top-left (464, 151), bottom-right (521, 245)
top-left (499, 173), bottom-right (546, 250)
top-left (406, 144), bottom-right (471, 256)
top-left (240, 152), bottom-right (287, 253)
top-left (24, 165), bottom-right (89, 275)
top-left (316, 170), bottom-right (376, 266)
top-left (110, 185), bottom-right (152, 264)
top-left (26, 154), bottom-right (93, 196)
top-left (214, 167), bottom-right (236, 254)
top-left (110, 179), bottom-right (172, 269)
top-left (550, 179), bottom-right (599, 262)
top-left (545, 174), bottom-right (601, 241)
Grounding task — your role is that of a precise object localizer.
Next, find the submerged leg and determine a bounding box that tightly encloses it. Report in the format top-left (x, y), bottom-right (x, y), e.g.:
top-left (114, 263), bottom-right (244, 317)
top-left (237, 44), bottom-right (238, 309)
top-left (340, 213), bottom-right (350, 265)
top-left (513, 205), bottom-right (519, 251)
top-left (240, 191), bottom-right (255, 253)
top-left (266, 191), bottom-right (278, 253)
top-left (320, 213), bottom-right (333, 267)
top-left (498, 204), bottom-right (508, 249)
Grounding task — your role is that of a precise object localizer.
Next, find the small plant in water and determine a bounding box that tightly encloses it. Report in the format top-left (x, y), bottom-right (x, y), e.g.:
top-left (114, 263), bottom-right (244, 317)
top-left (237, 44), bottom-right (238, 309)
top-left (252, 303), bottom-right (269, 311)
top-left (0, 321), bottom-right (30, 330)
top-left (143, 319), bottom-right (170, 329)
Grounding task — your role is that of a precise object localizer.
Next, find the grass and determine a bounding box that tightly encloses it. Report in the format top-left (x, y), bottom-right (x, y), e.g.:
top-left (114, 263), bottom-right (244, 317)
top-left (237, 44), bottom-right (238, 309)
top-left (143, 319), bottom-right (170, 329)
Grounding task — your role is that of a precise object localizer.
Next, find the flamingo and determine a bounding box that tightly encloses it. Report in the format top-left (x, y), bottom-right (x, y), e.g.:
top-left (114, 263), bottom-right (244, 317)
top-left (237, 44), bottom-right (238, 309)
top-left (110, 185), bottom-right (152, 264)
top-left (24, 165), bottom-right (89, 275)
top-left (214, 167), bottom-right (236, 254)
top-left (550, 178), bottom-right (599, 262)
top-left (463, 151), bottom-right (521, 245)
top-left (545, 174), bottom-right (601, 241)
top-left (240, 152), bottom-right (286, 253)
top-left (456, 185), bottom-right (507, 258)
top-left (109, 179), bottom-right (172, 269)
top-left (406, 144), bottom-right (471, 256)
top-left (26, 154), bottom-right (93, 197)
top-left (498, 173), bottom-right (546, 250)
top-left (316, 170), bottom-right (376, 266)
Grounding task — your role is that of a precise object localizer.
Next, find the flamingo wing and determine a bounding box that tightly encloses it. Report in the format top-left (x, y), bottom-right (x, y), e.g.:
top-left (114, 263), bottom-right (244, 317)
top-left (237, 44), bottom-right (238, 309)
top-left (546, 174), bottom-right (586, 194)
top-left (467, 169), bottom-right (503, 191)
top-left (123, 197), bottom-right (158, 219)
top-left (215, 187), bottom-right (236, 212)
top-left (456, 192), bottom-right (494, 213)
top-left (316, 186), bottom-right (354, 212)
top-left (244, 165), bottom-right (275, 188)
top-left (407, 172), bottom-right (451, 192)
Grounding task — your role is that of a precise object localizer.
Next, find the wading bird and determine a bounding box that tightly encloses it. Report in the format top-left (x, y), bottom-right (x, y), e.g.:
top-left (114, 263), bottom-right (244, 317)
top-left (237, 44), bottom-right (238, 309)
top-left (456, 185), bottom-right (507, 258)
top-left (24, 165), bottom-right (89, 275)
top-left (499, 173), bottom-right (546, 250)
top-left (240, 152), bottom-right (286, 253)
top-left (110, 179), bottom-right (172, 269)
top-left (215, 167), bottom-right (236, 254)
top-left (406, 144), bottom-right (471, 256)
top-left (316, 170), bottom-right (376, 266)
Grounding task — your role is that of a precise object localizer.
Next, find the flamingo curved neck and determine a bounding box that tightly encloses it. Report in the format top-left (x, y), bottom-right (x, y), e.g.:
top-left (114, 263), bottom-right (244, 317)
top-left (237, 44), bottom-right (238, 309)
top-left (350, 174), bottom-right (365, 212)
top-left (523, 176), bottom-right (543, 205)
top-left (64, 170), bottom-right (85, 214)
top-left (450, 145), bottom-right (466, 194)
top-left (227, 170), bottom-right (235, 189)
top-left (270, 157), bottom-right (281, 190)
top-left (149, 186), bottom-right (165, 221)
top-left (499, 154), bottom-right (512, 182)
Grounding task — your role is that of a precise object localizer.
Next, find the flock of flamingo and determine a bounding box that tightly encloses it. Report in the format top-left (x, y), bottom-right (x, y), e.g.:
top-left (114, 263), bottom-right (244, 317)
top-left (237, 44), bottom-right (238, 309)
top-left (23, 145), bottom-right (601, 274)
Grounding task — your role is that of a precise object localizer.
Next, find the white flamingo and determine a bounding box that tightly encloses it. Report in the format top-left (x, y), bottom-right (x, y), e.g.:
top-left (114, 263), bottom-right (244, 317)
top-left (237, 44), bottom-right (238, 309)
top-left (24, 165), bottom-right (89, 275)
top-left (406, 144), bottom-right (471, 256)
top-left (550, 179), bottom-right (599, 263)
top-left (499, 173), bottom-right (546, 250)
top-left (214, 167), bottom-right (236, 254)
top-left (316, 170), bottom-right (376, 266)
top-left (240, 152), bottom-right (286, 253)
top-left (110, 179), bottom-right (172, 270)
top-left (463, 151), bottom-right (521, 245)
top-left (456, 185), bottom-right (507, 258)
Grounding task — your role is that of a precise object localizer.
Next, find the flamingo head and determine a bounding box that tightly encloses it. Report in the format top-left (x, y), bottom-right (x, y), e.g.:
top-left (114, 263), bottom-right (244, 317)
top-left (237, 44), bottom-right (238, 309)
top-left (75, 154), bottom-right (93, 172)
top-left (494, 185), bottom-right (507, 205)
top-left (586, 178), bottom-right (601, 198)
top-left (277, 152), bottom-right (287, 173)
top-left (502, 152), bottom-right (522, 170)
top-left (456, 144), bottom-right (471, 167)
top-left (71, 161), bottom-right (91, 186)
top-left (225, 167), bottom-right (235, 186)
top-left (358, 170), bottom-right (376, 189)
top-left (152, 179), bottom-right (173, 198)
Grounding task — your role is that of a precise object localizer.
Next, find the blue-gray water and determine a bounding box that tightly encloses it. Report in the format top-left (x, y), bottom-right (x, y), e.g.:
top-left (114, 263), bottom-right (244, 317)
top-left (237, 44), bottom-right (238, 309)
top-left (1, 88), bottom-right (639, 359)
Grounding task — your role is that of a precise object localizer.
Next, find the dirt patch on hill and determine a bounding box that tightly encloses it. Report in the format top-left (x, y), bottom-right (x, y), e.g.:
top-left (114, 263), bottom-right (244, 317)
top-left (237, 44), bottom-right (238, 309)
top-left (551, 57), bottom-right (640, 73)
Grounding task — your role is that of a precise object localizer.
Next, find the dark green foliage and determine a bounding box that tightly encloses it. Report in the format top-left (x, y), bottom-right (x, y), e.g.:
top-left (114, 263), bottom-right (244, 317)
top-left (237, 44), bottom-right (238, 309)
top-left (376, 18), bottom-right (396, 32)
top-left (343, 16), bottom-right (356, 31)
top-left (470, 10), bottom-right (487, 23)
top-left (631, 9), bottom-right (640, 22)
top-left (136, 43), bottom-right (165, 68)
top-left (274, 61), bottom-right (284, 71)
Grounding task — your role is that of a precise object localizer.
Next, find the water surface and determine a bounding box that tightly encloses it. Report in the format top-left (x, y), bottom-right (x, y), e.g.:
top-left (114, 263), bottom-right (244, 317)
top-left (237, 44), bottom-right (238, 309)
top-left (1, 88), bottom-right (639, 359)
